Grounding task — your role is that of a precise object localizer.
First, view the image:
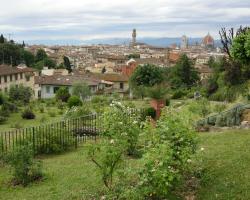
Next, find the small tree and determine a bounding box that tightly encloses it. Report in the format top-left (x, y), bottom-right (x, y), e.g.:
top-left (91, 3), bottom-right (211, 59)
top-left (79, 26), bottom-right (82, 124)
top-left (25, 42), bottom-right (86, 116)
top-left (67, 95), bottom-right (82, 108)
top-left (170, 54), bottom-right (200, 88)
top-left (35, 49), bottom-right (47, 62)
top-left (55, 87), bottom-right (70, 102)
top-left (9, 85), bottom-right (32, 104)
top-left (72, 82), bottom-right (91, 100)
top-left (63, 56), bottom-right (72, 73)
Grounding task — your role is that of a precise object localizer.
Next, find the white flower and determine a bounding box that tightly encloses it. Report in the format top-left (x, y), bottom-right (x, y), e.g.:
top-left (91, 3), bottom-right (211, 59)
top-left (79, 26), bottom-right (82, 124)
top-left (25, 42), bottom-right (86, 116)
top-left (110, 139), bottom-right (115, 144)
top-left (119, 122), bottom-right (123, 125)
top-left (200, 147), bottom-right (204, 151)
top-left (187, 159), bottom-right (192, 163)
top-left (133, 120), bottom-right (138, 124)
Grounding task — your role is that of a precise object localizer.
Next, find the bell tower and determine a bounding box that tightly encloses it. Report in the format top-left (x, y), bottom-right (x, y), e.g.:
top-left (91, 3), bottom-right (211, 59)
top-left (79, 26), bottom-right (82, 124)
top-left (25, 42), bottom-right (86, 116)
top-left (132, 29), bottom-right (136, 45)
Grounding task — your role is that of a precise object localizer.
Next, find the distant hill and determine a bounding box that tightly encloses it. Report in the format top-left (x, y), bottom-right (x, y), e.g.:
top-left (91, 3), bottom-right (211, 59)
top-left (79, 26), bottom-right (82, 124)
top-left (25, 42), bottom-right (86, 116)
top-left (25, 37), bottom-right (221, 47)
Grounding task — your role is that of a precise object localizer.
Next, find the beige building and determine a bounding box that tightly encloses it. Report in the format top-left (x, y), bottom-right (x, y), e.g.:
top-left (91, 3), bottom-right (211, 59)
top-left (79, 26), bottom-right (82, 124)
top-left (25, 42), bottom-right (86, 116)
top-left (0, 64), bottom-right (35, 94)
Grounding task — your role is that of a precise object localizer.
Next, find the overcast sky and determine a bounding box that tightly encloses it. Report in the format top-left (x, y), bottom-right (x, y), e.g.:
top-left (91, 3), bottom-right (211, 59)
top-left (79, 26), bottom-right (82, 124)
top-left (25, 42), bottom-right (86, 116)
top-left (0, 0), bottom-right (250, 42)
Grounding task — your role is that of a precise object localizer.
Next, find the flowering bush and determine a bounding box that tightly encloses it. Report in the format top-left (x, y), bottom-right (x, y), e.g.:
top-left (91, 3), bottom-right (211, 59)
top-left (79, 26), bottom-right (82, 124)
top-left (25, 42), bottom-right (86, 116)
top-left (102, 101), bottom-right (142, 156)
top-left (136, 107), bottom-right (197, 199)
top-left (63, 106), bottom-right (92, 119)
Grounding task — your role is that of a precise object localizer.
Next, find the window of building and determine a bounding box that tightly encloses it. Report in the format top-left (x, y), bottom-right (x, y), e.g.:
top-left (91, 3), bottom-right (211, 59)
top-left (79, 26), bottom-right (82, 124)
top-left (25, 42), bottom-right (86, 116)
top-left (25, 75), bottom-right (30, 82)
top-left (4, 87), bottom-right (8, 93)
top-left (20, 73), bottom-right (23, 79)
top-left (46, 86), bottom-right (50, 94)
top-left (10, 75), bottom-right (12, 82)
top-left (53, 87), bottom-right (60, 94)
top-left (15, 74), bottom-right (18, 81)
top-left (4, 75), bottom-right (7, 83)
top-left (120, 82), bottom-right (124, 90)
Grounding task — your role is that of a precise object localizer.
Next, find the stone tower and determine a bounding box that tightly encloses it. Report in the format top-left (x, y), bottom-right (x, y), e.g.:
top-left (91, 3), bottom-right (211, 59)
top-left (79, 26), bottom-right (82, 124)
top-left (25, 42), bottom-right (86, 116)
top-left (132, 29), bottom-right (136, 45)
top-left (181, 35), bottom-right (188, 49)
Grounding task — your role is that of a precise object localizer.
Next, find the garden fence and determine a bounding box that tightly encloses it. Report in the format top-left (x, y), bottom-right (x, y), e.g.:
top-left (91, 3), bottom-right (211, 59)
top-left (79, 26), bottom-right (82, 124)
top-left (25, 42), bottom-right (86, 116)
top-left (0, 108), bottom-right (145, 156)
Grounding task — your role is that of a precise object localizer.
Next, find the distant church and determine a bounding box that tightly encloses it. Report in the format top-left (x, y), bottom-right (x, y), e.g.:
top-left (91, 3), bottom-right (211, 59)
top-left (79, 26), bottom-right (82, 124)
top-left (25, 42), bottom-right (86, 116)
top-left (201, 33), bottom-right (215, 48)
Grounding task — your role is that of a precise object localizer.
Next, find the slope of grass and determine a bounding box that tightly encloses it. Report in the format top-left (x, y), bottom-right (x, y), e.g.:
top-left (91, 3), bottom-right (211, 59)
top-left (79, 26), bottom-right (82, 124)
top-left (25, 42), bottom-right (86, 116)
top-left (196, 130), bottom-right (250, 200)
top-left (0, 143), bottom-right (104, 200)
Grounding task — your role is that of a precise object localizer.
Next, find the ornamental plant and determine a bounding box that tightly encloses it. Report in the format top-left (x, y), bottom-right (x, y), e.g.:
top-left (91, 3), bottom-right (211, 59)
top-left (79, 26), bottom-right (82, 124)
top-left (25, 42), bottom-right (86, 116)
top-left (102, 101), bottom-right (142, 156)
top-left (136, 107), bottom-right (197, 199)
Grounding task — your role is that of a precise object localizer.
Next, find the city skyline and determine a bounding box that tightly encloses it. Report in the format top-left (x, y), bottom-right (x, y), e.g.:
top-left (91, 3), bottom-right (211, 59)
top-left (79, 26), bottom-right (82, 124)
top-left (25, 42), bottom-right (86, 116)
top-left (1, 0), bottom-right (250, 43)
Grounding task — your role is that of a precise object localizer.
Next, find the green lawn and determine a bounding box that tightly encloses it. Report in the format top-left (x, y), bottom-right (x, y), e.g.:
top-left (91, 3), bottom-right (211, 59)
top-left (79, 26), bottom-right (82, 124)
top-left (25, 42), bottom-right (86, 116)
top-left (1, 130), bottom-right (250, 200)
top-left (0, 107), bottom-right (64, 132)
top-left (195, 130), bottom-right (250, 200)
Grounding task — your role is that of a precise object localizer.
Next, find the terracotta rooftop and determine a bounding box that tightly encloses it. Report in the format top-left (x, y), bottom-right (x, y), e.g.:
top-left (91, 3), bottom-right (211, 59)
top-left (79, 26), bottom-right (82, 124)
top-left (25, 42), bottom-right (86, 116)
top-left (0, 64), bottom-right (35, 76)
top-left (35, 75), bottom-right (102, 86)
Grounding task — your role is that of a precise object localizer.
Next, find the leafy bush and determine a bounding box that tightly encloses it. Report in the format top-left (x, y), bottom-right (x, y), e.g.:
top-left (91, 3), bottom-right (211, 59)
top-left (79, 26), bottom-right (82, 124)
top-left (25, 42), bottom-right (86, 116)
top-left (165, 98), bottom-right (170, 106)
top-left (63, 106), bottom-right (92, 119)
top-left (88, 139), bottom-right (124, 190)
top-left (0, 116), bottom-right (7, 124)
top-left (22, 108), bottom-right (36, 119)
top-left (9, 85), bottom-right (32, 104)
top-left (67, 95), bottom-right (83, 108)
top-left (55, 87), bottom-right (70, 102)
top-left (172, 89), bottom-right (187, 99)
top-left (147, 85), bottom-right (166, 99)
top-left (0, 102), bottom-right (18, 117)
top-left (5, 144), bottom-right (43, 186)
top-left (144, 107), bottom-right (156, 119)
top-left (0, 92), bottom-right (7, 105)
top-left (136, 107), bottom-right (197, 199)
top-left (39, 105), bottom-right (45, 113)
top-left (103, 101), bottom-right (142, 156)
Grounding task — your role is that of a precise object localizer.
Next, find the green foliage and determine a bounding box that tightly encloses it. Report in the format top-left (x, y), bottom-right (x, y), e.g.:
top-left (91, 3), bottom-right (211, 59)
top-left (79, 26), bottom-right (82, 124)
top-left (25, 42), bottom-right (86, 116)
top-left (63, 106), bottom-right (92, 119)
top-left (55, 87), bottom-right (70, 102)
top-left (0, 116), bottom-right (7, 124)
top-left (35, 49), bottom-right (47, 62)
top-left (67, 95), bottom-right (83, 108)
top-left (130, 64), bottom-right (164, 88)
top-left (63, 56), bottom-right (72, 72)
top-left (146, 85), bottom-right (167, 99)
top-left (103, 101), bottom-right (142, 156)
top-left (188, 98), bottom-right (211, 118)
top-left (5, 144), bottom-right (43, 186)
top-left (172, 89), bottom-right (187, 99)
top-left (9, 85), bottom-right (32, 104)
top-left (0, 92), bottom-right (7, 105)
top-left (165, 98), bottom-right (170, 106)
top-left (136, 107), bottom-right (197, 199)
top-left (22, 108), bottom-right (35, 119)
top-left (170, 54), bottom-right (200, 88)
top-left (72, 82), bottom-right (91, 100)
top-left (48, 110), bottom-right (56, 117)
top-left (144, 107), bottom-right (156, 119)
top-left (231, 31), bottom-right (250, 64)
top-left (127, 53), bottom-right (140, 59)
top-left (88, 140), bottom-right (124, 190)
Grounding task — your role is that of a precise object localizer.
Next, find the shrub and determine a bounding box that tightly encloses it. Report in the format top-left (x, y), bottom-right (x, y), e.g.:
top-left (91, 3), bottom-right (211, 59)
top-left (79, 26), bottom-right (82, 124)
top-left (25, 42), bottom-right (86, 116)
top-left (63, 106), bottom-right (92, 119)
top-left (103, 101), bottom-right (142, 156)
top-left (0, 92), bottom-right (7, 105)
top-left (172, 89), bottom-right (187, 99)
top-left (55, 87), bottom-right (70, 102)
top-left (165, 98), bottom-right (170, 106)
top-left (9, 85), bottom-right (32, 104)
top-left (5, 144), bottom-right (43, 186)
top-left (88, 140), bottom-right (124, 190)
top-left (0, 116), bottom-right (7, 124)
top-left (147, 85), bottom-right (166, 99)
top-left (22, 108), bottom-right (36, 119)
top-left (144, 107), bottom-right (156, 119)
top-left (136, 107), bottom-right (197, 199)
top-left (0, 102), bottom-right (18, 117)
top-left (39, 105), bottom-right (45, 113)
top-left (40, 116), bottom-right (47, 123)
top-left (67, 95), bottom-right (82, 108)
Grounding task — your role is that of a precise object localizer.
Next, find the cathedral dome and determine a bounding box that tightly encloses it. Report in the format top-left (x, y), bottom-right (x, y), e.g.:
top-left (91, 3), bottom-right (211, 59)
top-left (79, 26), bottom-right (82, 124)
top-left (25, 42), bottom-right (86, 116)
top-left (202, 33), bottom-right (214, 47)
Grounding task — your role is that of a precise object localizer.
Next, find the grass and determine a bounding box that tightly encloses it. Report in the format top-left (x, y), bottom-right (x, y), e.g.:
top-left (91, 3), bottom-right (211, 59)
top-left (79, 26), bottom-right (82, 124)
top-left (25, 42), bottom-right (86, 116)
top-left (1, 130), bottom-right (250, 199)
top-left (0, 142), bottom-right (104, 200)
top-left (195, 130), bottom-right (250, 200)
top-left (0, 106), bottom-right (64, 132)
